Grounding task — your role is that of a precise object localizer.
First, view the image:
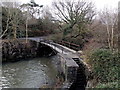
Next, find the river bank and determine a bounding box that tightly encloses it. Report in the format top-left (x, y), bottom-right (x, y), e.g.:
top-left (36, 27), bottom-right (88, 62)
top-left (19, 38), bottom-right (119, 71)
top-left (2, 39), bottom-right (37, 62)
top-left (2, 39), bottom-right (56, 62)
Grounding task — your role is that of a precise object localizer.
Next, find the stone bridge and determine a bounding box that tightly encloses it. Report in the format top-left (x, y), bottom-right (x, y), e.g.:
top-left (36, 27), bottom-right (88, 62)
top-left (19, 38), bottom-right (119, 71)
top-left (27, 37), bottom-right (88, 90)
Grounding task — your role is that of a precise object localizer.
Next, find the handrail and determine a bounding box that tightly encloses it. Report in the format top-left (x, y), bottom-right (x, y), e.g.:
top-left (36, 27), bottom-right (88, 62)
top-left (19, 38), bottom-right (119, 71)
top-left (61, 41), bottom-right (79, 47)
top-left (59, 40), bottom-right (80, 51)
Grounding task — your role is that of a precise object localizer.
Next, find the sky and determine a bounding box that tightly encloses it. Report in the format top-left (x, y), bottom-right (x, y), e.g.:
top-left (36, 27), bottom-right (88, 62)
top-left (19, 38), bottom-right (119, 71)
top-left (18, 0), bottom-right (119, 10)
top-left (1, 0), bottom-right (119, 10)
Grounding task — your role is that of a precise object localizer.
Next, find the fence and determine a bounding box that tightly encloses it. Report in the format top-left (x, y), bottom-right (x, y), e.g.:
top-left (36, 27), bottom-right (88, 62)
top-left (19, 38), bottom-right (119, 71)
top-left (58, 40), bottom-right (80, 51)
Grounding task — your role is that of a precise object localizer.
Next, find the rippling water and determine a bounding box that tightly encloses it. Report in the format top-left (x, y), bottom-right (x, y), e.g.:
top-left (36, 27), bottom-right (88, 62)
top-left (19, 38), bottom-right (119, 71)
top-left (2, 56), bottom-right (58, 88)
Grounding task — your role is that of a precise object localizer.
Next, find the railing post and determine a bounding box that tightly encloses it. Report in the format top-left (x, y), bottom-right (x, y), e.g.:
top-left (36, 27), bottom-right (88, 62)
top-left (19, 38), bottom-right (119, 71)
top-left (65, 59), bottom-right (67, 82)
top-left (69, 42), bottom-right (70, 48)
top-left (62, 48), bottom-right (63, 53)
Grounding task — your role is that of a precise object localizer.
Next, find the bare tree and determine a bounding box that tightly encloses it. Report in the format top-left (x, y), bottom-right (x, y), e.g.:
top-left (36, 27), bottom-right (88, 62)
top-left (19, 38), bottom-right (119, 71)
top-left (99, 8), bottom-right (118, 51)
top-left (0, 1), bottom-right (16, 38)
top-left (0, 7), bottom-right (12, 38)
top-left (20, 0), bottom-right (43, 43)
top-left (118, 1), bottom-right (120, 52)
top-left (11, 2), bottom-right (22, 39)
top-left (52, 0), bottom-right (95, 39)
top-left (20, 4), bottom-right (30, 43)
top-left (0, 1), bottom-right (23, 39)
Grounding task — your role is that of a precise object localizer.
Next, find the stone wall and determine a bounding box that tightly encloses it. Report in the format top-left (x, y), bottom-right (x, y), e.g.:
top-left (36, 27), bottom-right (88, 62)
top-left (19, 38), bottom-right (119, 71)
top-left (56, 53), bottom-right (79, 89)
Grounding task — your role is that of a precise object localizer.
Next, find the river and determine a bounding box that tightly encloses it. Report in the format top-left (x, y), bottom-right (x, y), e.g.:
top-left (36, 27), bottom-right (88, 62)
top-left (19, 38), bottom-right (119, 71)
top-left (2, 56), bottom-right (58, 88)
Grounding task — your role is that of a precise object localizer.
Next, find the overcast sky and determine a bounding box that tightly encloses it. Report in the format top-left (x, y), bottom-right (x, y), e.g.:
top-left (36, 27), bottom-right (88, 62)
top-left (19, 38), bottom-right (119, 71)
top-left (18, 0), bottom-right (119, 10)
top-left (1, 0), bottom-right (119, 10)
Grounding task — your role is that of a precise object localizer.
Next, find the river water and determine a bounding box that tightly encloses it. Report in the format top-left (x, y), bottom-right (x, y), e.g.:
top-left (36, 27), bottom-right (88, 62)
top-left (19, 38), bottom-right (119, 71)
top-left (2, 56), bottom-right (58, 88)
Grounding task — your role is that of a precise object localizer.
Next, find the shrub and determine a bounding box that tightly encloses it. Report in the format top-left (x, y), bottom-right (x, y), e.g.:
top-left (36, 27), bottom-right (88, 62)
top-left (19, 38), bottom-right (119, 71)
top-left (48, 33), bottom-right (63, 42)
top-left (88, 49), bottom-right (119, 83)
top-left (95, 82), bottom-right (118, 88)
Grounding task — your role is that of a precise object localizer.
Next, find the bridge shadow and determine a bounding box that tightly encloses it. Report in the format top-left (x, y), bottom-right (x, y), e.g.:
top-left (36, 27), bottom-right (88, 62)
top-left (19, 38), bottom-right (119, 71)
top-left (37, 43), bottom-right (57, 57)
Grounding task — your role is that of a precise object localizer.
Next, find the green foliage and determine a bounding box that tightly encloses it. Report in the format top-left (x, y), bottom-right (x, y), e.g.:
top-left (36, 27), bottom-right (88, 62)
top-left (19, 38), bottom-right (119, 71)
top-left (95, 82), bottom-right (118, 88)
top-left (48, 33), bottom-right (63, 42)
top-left (88, 49), bottom-right (120, 83)
top-left (28, 17), bottom-right (59, 36)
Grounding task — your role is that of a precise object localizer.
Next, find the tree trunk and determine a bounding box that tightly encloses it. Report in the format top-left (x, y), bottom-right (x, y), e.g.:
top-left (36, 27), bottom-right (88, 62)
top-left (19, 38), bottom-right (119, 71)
top-left (118, 6), bottom-right (120, 52)
top-left (26, 16), bottom-right (28, 43)
top-left (111, 25), bottom-right (114, 51)
top-left (106, 25), bottom-right (111, 50)
top-left (14, 25), bottom-right (17, 39)
top-left (0, 15), bottom-right (10, 38)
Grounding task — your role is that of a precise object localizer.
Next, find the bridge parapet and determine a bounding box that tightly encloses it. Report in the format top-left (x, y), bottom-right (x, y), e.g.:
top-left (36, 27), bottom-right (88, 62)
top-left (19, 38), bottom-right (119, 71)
top-left (57, 53), bottom-right (79, 88)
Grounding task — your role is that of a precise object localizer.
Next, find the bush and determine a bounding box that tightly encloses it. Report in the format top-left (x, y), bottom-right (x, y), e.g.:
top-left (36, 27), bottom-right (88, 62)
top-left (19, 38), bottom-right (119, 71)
top-left (48, 33), bottom-right (63, 42)
top-left (88, 49), bottom-right (119, 83)
top-left (95, 82), bottom-right (118, 88)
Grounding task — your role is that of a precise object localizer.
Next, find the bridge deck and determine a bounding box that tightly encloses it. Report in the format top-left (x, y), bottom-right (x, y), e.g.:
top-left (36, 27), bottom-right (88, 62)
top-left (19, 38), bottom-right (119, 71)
top-left (41, 41), bottom-right (79, 58)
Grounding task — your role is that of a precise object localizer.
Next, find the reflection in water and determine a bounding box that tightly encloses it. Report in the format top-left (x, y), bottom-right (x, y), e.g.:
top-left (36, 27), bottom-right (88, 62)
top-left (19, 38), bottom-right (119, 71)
top-left (2, 56), bottom-right (58, 88)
